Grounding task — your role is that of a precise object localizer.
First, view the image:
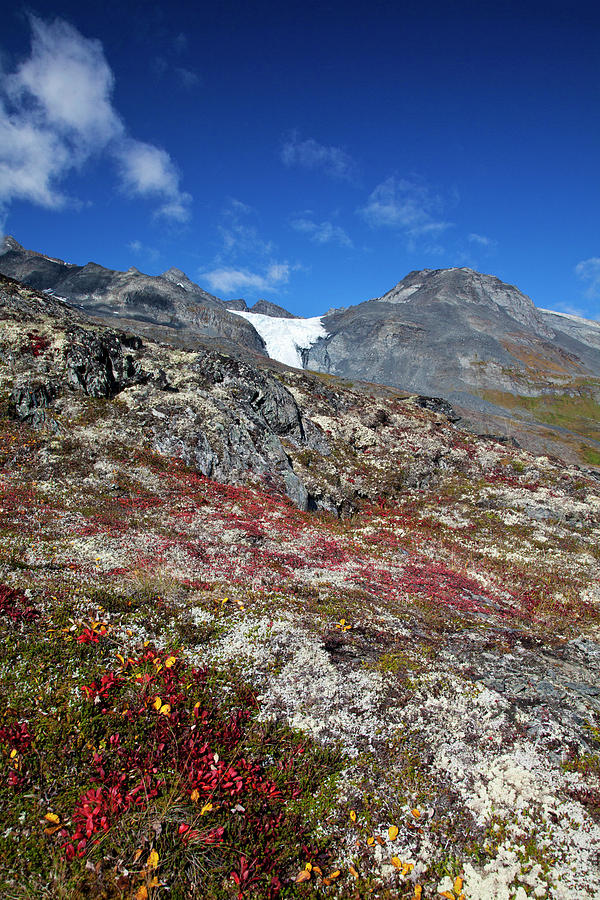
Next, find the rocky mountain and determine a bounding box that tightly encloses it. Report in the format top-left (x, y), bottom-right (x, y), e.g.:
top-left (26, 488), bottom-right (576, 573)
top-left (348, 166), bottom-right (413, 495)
top-left (0, 236), bottom-right (266, 355)
top-left (1, 270), bottom-right (600, 899)
top-left (307, 265), bottom-right (599, 405)
top-left (2, 238), bottom-right (600, 468)
top-left (303, 267), bottom-right (600, 465)
top-left (225, 297), bottom-right (297, 318)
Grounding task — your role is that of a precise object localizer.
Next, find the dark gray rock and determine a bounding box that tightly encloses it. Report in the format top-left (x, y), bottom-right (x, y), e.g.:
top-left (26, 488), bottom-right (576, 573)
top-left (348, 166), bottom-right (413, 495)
top-left (251, 299), bottom-right (297, 319)
top-left (64, 327), bottom-right (148, 398)
top-left (224, 299), bottom-right (249, 312)
top-left (10, 380), bottom-right (56, 427)
top-left (413, 396), bottom-right (461, 423)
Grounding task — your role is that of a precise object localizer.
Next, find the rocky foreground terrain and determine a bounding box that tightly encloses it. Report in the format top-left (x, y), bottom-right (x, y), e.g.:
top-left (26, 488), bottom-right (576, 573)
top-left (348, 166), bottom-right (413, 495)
top-left (1, 272), bottom-right (600, 899)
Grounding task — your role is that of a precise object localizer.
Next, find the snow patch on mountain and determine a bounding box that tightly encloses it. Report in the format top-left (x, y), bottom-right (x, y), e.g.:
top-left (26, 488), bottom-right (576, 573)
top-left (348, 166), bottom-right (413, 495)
top-left (228, 309), bottom-right (328, 368)
top-left (539, 308), bottom-right (600, 327)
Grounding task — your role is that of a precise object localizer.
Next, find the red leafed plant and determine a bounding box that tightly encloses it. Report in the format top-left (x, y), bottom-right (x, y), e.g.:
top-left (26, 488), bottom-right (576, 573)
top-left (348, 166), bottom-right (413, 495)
top-left (57, 649), bottom-right (337, 894)
top-left (0, 584), bottom-right (39, 623)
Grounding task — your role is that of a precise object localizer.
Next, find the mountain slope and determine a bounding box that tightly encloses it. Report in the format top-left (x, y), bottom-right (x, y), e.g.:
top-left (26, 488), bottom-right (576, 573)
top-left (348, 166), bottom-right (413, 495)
top-left (1, 272), bottom-right (600, 899)
top-left (303, 267), bottom-right (600, 464)
top-left (307, 267), bottom-right (600, 401)
top-left (0, 236), bottom-right (266, 355)
top-left (3, 238), bottom-right (600, 467)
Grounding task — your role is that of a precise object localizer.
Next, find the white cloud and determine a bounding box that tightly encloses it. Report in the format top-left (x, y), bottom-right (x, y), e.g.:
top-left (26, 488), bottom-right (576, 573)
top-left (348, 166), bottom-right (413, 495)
top-left (575, 257), bottom-right (600, 299)
top-left (174, 67), bottom-right (200, 89)
top-left (216, 198), bottom-right (274, 259)
top-left (201, 198), bottom-right (297, 297)
top-left (201, 263), bottom-right (291, 295)
top-left (291, 217), bottom-right (353, 247)
top-left (468, 232), bottom-right (497, 248)
top-left (281, 133), bottom-right (357, 182)
top-left (0, 16), bottom-right (191, 224)
top-left (127, 238), bottom-right (159, 261)
top-left (359, 176), bottom-right (438, 229)
top-left (115, 139), bottom-right (191, 221)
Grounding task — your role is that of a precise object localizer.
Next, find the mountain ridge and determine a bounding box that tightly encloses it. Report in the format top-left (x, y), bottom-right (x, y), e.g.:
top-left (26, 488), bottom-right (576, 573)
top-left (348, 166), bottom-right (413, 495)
top-left (2, 236), bottom-right (600, 467)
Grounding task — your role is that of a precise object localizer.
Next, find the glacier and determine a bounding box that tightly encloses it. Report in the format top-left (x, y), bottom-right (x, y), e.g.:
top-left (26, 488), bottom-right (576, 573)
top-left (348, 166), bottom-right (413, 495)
top-left (227, 309), bottom-right (328, 368)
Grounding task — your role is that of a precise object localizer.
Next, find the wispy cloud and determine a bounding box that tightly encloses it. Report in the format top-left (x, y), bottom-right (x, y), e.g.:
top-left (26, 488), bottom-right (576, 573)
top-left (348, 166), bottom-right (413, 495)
top-left (291, 216), bottom-right (353, 247)
top-left (127, 238), bottom-right (160, 261)
top-left (201, 199), bottom-right (296, 297)
top-left (216, 198), bottom-right (275, 260)
top-left (281, 132), bottom-right (358, 182)
top-left (575, 257), bottom-right (600, 299)
top-left (468, 232), bottom-right (497, 248)
top-left (201, 263), bottom-right (292, 295)
top-left (0, 16), bottom-right (191, 225)
top-left (174, 67), bottom-right (200, 89)
top-left (115, 139), bottom-right (191, 221)
top-left (359, 176), bottom-right (445, 231)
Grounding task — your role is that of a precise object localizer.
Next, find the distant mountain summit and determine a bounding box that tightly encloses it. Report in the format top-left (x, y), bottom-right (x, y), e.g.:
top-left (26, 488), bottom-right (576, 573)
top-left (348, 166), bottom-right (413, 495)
top-left (304, 266), bottom-right (600, 417)
top-left (224, 298), bottom-right (296, 319)
top-left (377, 267), bottom-right (554, 336)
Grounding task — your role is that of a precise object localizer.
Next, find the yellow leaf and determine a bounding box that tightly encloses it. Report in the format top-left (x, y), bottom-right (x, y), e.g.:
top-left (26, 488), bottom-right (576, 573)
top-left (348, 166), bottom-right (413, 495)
top-left (200, 802), bottom-right (213, 815)
top-left (165, 656), bottom-right (176, 668)
top-left (391, 857), bottom-right (402, 869)
top-left (295, 869), bottom-right (311, 883)
top-left (133, 848), bottom-right (143, 862)
top-left (10, 749), bottom-right (17, 759)
top-left (367, 836), bottom-right (375, 846)
top-left (136, 887), bottom-right (148, 900)
top-left (454, 876), bottom-right (464, 894)
top-left (312, 865), bottom-right (322, 876)
top-left (116, 653), bottom-right (125, 665)
top-left (327, 870), bottom-right (340, 880)
top-left (411, 808), bottom-right (421, 818)
top-left (349, 865), bottom-right (359, 879)
top-left (153, 696), bottom-right (162, 711)
top-left (350, 809), bottom-right (357, 822)
top-left (159, 703), bottom-right (171, 716)
top-left (388, 824), bottom-right (399, 840)
top-left (440, 893), bottom-right (454, 900)
top-left (44, 813), bottom-right (60, 824)
top-left (149, 877), bottom-right (160, 888)
top-left (146, 849), bottom-right (159, 869)
top-left (402, 863), bottom-right (414, 876)
top-left (190, 789), bottom-right (200, 803)
top-left (414, 886), bottom-right (422, 899)
top-left (304, 862), bottom-right (312, 871)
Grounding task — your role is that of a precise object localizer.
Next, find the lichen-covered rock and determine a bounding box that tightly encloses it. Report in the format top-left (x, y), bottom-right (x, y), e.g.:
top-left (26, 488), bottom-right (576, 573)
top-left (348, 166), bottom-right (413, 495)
top-left (10, 379), bottom-right (56, 427)
top-left (64, 327), bottom-right (147, 398)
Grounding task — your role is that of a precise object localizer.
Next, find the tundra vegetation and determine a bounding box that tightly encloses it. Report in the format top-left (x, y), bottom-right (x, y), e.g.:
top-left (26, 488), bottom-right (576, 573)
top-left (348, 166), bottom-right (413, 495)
top-left (1, 275), bottom-right (599, 899)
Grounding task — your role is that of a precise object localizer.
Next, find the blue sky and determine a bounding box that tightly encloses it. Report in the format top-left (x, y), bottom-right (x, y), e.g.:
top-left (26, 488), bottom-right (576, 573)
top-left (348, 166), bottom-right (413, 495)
top-left (1, 0), bottom-right (599, 318)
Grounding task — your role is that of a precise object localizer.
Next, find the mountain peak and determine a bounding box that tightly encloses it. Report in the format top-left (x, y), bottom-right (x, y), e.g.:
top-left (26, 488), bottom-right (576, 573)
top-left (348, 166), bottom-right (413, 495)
top-left (376, 265), bottom-right (552, 335)
top-left (1, 235), bottom-right (25, 254)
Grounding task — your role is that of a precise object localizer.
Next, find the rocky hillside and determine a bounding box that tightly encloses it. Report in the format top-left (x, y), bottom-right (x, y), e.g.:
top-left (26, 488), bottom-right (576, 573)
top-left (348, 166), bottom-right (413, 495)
top-left (305, 267), bottom-right (600, 466)
top-left (0, 236), bottom-right (266, 355)
top-left (1, 272), bottom-right (600, 899)
top-left (3, 238), bottom-right (599, 470)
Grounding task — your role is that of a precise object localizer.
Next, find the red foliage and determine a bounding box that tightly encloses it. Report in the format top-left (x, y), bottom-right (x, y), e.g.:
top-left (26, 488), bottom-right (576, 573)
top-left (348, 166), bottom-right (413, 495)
top-left (24, 331), bottom-right (50, 357)
top-left (63, 650), bottom-right (310, 893)
top-left (0, 584), bottom-right (40, 623)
